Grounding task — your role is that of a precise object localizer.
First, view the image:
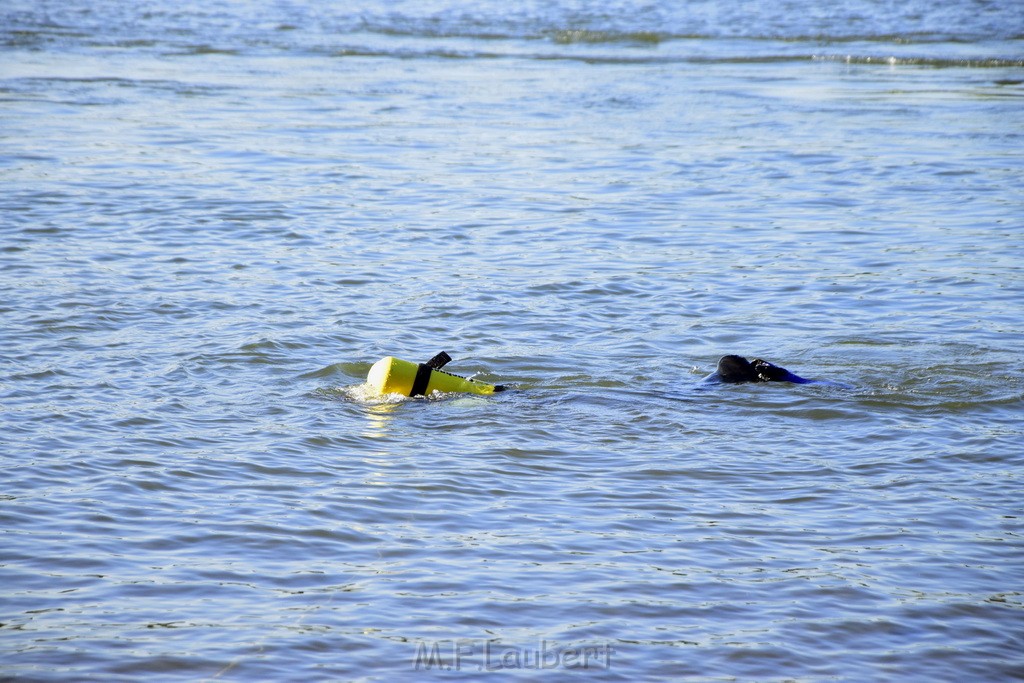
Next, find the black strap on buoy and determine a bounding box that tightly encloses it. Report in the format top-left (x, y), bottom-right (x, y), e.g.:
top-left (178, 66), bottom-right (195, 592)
top-left (410, 351), bottom-right (451, 396)
top-left (410, 363), bottom-right (434, 397)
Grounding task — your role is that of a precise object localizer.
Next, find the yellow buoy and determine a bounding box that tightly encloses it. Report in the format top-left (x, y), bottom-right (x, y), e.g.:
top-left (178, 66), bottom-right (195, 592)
top-left (365, 352), bottom-right (503, 397)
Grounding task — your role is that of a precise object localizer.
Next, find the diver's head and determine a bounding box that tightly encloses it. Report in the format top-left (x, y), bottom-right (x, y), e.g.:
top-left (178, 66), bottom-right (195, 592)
top-left (716, 355), bottom-right (759, 383)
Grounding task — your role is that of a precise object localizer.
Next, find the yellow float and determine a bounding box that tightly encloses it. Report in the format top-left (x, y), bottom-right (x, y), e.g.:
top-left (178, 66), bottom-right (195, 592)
top-left (365, 351), bottom-right (504, 397)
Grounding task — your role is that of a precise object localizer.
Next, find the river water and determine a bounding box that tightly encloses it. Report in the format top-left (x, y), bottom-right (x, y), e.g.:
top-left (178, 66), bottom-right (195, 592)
top-left (2, 1), bottom-right (1023, 680)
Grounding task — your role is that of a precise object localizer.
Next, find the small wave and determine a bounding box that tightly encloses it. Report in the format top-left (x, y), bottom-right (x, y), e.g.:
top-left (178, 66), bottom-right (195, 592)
top-left (172, 44), bottom-right (242, 57)
top-left (314, 383), bottom-right (501, 406)
top-left (549, 29), bottom-right (664, 45)
top-left (299, 362), bottom-right (368, 380)
top-left (326, 44), bottom-right (1024, 68)
top-left (316, 383), bottom-right (408, 405)
top-left (813, 54), bottom-right (1024, 68)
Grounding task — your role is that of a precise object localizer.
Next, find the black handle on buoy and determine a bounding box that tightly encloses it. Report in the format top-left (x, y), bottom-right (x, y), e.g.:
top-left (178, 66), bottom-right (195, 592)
top-left (424, 351), bottom-right (452, 370)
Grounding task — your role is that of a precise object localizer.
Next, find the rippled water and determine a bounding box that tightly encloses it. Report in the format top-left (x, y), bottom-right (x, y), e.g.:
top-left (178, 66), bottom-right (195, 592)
top-left (3, 0), bottom-right (1023, 680)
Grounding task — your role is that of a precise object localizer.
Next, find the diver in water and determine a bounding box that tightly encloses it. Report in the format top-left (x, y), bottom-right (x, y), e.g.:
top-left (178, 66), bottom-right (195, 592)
top-left (706, 354), bottom-right (814, 384)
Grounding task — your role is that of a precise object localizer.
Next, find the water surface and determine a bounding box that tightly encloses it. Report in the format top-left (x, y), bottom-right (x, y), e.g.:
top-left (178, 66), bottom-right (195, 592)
top-left (2, 0), bottom-right (1023, 680)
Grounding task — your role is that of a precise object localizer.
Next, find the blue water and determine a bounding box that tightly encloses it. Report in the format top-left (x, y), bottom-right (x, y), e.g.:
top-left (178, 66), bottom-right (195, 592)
top-left (2, 1), bottom-right (1023, 680)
